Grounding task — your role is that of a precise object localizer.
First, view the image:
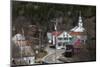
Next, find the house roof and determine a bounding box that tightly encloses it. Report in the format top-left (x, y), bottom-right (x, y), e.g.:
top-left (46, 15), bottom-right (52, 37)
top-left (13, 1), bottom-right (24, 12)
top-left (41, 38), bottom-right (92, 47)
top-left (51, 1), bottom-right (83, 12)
top-left (69, 32), bottom-right (83, 35)
top-left (70, 26), bottom-right (85, 32)
top-left (52, 31), bottom-right (62, 36)
top-left (52, 31), bottom-right (72, 38)
top-left (69, 31), bottom-right (87, 36)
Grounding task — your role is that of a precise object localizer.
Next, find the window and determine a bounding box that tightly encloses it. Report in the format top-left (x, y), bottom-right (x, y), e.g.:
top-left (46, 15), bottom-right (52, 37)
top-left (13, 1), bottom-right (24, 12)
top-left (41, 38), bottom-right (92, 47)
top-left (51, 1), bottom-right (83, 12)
top-left (63, 42), bottom-right (68, 46)
top-left (69, 37), bottom-right (72, 40)
top-left (58, 43), bottom-right (61, 46)
top-left (64, 38), bottom-right (67, 40)
top-left (58, 38), bottom-right (62, 40)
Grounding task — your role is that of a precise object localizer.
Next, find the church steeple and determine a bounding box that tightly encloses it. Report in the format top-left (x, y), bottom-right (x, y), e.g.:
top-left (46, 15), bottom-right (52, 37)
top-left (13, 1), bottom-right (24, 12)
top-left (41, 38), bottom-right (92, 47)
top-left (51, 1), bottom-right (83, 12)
top-left (78, 11), bottom-right (83, 27)
top-left (70, 11), bottom-right (85, 32)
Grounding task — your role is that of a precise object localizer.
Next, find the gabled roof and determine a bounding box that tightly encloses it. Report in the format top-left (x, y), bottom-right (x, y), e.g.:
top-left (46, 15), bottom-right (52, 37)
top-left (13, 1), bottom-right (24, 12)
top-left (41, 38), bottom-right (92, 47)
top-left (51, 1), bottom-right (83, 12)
top-left (69, 31), bottom-right (87, 36)
top-left (70, 26), bottom-right (85, 32)
top-left (52, 31), bottom-right (72, 38)
top-left (69, 32), bottom-right (83, 35)
top-left (52, 31), bottom-right (62, 36)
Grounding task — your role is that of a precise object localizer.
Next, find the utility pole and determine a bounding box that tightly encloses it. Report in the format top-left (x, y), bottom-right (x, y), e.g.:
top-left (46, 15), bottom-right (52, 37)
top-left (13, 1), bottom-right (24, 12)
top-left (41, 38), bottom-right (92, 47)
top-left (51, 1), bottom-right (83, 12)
top-left (51, 18), bottom-right (58, 63)
top-left (20, 28), bottom-right (24, 64)
top-left (39, 29), bottom-right (42, 52)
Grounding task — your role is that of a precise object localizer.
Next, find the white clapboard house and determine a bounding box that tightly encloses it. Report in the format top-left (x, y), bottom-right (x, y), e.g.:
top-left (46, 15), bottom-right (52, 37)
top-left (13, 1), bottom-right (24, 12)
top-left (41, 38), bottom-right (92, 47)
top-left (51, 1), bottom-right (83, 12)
top-left (47, 31), bottom-right (72, 49)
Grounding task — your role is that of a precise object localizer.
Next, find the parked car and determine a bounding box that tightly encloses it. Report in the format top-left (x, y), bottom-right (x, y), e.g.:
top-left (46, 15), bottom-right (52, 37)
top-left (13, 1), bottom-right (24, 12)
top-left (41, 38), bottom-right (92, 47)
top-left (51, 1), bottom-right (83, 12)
top-left (63, 45), bottom-right (74, 57)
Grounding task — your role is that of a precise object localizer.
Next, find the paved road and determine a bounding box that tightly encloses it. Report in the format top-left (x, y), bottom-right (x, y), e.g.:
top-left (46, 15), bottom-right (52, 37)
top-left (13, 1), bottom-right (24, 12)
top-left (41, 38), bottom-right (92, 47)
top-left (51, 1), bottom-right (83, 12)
top-left (42, 45), bottom-right (65, 63)
top-left (42, 45), bottom-right (92, 63)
